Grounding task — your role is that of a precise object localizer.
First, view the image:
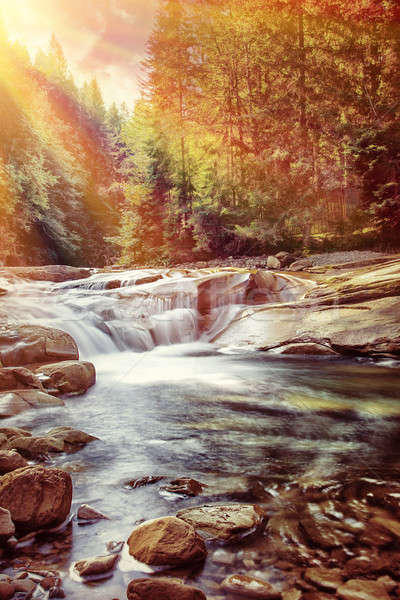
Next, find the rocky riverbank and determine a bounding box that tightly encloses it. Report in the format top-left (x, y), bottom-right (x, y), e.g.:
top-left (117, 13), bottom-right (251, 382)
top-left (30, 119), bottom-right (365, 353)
top-left (0, 258), bottom-right (399, 599)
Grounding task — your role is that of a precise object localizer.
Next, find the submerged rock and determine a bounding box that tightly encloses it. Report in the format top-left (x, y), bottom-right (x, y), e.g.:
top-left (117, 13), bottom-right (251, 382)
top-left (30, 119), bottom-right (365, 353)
top-left (35, 361), bottom-right (96, 395)
top-left (127, 578), bottom-right (206, 600)
top-left (0, 466), bottom-right (72, 532)
top-left (176, 503), bottom-right (265, 541)
top-left (337, 578), bottom-right (390, 600)
top-left (221, 574), bottom-right (281, 598)
top-left (163, 477), bottom-right (204, 496)
top-left (77, 504), bottom-right (108, 521)
top-left (127, 516), bottom-right (207, 566)
top-left (304, 567), bottom-right (343, 591)
top-left (74, 554), bottom-right (118, 578)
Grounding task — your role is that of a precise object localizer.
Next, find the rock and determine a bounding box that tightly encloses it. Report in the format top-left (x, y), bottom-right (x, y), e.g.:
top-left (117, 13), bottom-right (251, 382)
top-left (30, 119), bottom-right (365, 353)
top-left (14, 578), bottom-right (36, 596)
top-left (0, 466), bottom-right (72, 532)
top-left (300, 503), bottom-right (354, 549)
top-left (127, 475), bottom-right (164, 489)
top-left (163, 478), bottom-right (204, 496)
top-left (267, 256), bottom-right (281, 270)
top-left (0, 266), bottom-right (91, 283)
top-left (369, 516), bottom-right (400, 539)
top-left (176, 503), bottom-right (265, 541)
top-left (127, 516), bottom-right (206, 567)
top-left (282, 591), bottom-right (302, 600)
top-left (35, 361), bottom-right (96, 395)
top-left (377, 576), bottom-right (397, 593)
top-left (289, 258), bottom-right (313, 271)
top-left (126, 578), bottom-right (206, 600)
top-left (74, 554), bottom-right (118, 578)
top-left (77, 504), bottom-right (109, 521)
top-left (304, 567), bottom-right (343, 591)
top-left (7, 435), bottom-right (64, 457)
top-left (0, 324), bottom-right (79, 366)
top-left (0, 450), bottom-right (27, 474)
top-left (221, 574), bottom-right (281, 598)
top-left (0, 507), bottom-right (15, 541)
top-left (0, 367), bottom-right (43, 392)
top-left (271, 342), bottom-right (337, 356)
top-left (0, 393), bottom-right (30, 418)
top-left (17, 390), bottom-right (65, 408)
top-left (337, 578), bottom-right (390, 600)
top-left (135, 274), bottom-right (163, 285)
top-left (0, 581), bottom-right (15, 600)
top-left (0, 427), bottom-right (31, 439)
top-left (276, 252), bottom-right (296, 268)
top-left (47, 427), bottom-right (98, 445)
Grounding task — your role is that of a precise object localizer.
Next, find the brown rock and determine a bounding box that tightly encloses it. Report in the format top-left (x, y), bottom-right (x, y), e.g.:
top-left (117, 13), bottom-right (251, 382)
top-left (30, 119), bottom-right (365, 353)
top-left (7, 435), bottom-right (64, 457)
top-left (17, 390), bottom-right (64, 408)
top-left (369, 516), bottom-right (400, 539)
top-left (0, 507), bottom-right (15, 541)
top-left (35, 361), bottom-right (95, 395)
top-left (14, 578), bottom-right (36, 597)
top-left (0, 450), bottom-right (27, 474)
top-left (164, 478), bottom-right (204, 496)
top-left (176, 503), bottom-right (265, 541)
top-left (0, 393), bottom-right (30, 418)
top-left (0, 427), bottom-right (31, 440)
top-left (0, 581), bottom-right (15, 600)
top-left (282, 591), bottom-right (302, 600)
top-left (127, 475), bottom-right (164, 489)
top-left (126, 578), bottom-right (206, 600)
top-left (47, 426), bottom-right (98, 445)
top-left (221, 574), bottom-right (281, 598)
top-left (0, 466), bottom-right (72, 532)
top-left (77, 504), bottom-right (109, 521)
top-left (74, 554), bottom-right (119, 577)
top-left (127, 516), bottom-right (206, 566)
top-left (304, 567), bottom-right (343, 591)
top-left (274, 343), bottom-right (337, 356)
top-left (301, 503), bottom-right (354, 548)
top-left (337, 578), bottom-right (390, 600)
top-left (267, 256), bottom-right (281, 270)
top-left (377, 576), bottom-right (397, 593)
top-left (0, 367), bottom-right (43, 391)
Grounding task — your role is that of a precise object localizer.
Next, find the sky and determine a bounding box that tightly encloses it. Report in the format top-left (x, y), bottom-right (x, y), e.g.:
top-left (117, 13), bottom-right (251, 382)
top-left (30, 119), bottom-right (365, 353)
top-left (0, 0), bottom-right (158, 106)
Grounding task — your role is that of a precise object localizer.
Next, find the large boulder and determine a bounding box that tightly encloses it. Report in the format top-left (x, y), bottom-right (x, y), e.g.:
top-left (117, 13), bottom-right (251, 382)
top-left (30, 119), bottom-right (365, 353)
top-left (127, 516), bottom-right (206, 567)
top-left (0, 324), bottom-right (79, 367)
top-left (6, 435), bottom-right (65, 457)
top-left (35, 361), bottom-right (96, 395)
top-left (0, 466), bottom-right (72, 532)
top-left (176, 504), bottom-right (265, 541)
top-left (127, 578), bottom-right (206, 600)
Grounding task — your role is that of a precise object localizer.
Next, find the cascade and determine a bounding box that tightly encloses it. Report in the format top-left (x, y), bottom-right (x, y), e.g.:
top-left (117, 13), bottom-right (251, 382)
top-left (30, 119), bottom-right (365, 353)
top-left (0, 268), bottom-right (314, 357)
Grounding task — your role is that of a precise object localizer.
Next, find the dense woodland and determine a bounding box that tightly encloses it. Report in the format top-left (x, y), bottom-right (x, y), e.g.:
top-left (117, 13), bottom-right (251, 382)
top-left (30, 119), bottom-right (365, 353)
top-left (0, 0), bottom-right (399, 267)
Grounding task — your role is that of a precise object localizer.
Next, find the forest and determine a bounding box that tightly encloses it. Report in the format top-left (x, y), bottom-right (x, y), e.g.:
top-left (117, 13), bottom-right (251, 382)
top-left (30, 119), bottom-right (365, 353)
top-left (0, 0), bottom-right (399, 267)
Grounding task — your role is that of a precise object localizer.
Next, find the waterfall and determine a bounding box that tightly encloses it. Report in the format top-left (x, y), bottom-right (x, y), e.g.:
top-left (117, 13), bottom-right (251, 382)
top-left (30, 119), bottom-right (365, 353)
top-left (0, 268), bottom-right (314, 357)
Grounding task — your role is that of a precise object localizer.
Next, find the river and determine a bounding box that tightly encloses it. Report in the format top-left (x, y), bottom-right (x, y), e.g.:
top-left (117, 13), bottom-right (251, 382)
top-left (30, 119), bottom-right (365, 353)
top-left (2, 268), bottom-right (400, 598)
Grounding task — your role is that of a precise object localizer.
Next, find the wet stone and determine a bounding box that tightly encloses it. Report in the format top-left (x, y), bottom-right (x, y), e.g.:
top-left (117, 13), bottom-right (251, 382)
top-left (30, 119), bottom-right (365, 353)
top-left (220, 574), bottom-right (281, 599)
top-left (163, 477), bottom-right (204, 496)
top-left (77, 504), bottom-right (109, 521)
top-left (176, 503), bottom-right (265, 541)
top-left (337, 578), bottom-right (391, 600)
top-left (304, 567), bottom-right (343, 591)
top-left (127, 577), bottom-right (206, 600)
top-left (74, 553), bottom-right (119, 578)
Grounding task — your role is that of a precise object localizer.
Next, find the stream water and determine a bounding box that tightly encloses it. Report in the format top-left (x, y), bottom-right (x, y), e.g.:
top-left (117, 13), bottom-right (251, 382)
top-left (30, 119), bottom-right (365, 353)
top-left (2, 268), bottom-right (400, 599)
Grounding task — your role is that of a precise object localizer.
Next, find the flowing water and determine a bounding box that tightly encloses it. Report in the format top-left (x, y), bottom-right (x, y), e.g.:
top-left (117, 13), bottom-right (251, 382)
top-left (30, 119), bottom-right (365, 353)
top-left (2, 268), bottom-right (400, 598)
